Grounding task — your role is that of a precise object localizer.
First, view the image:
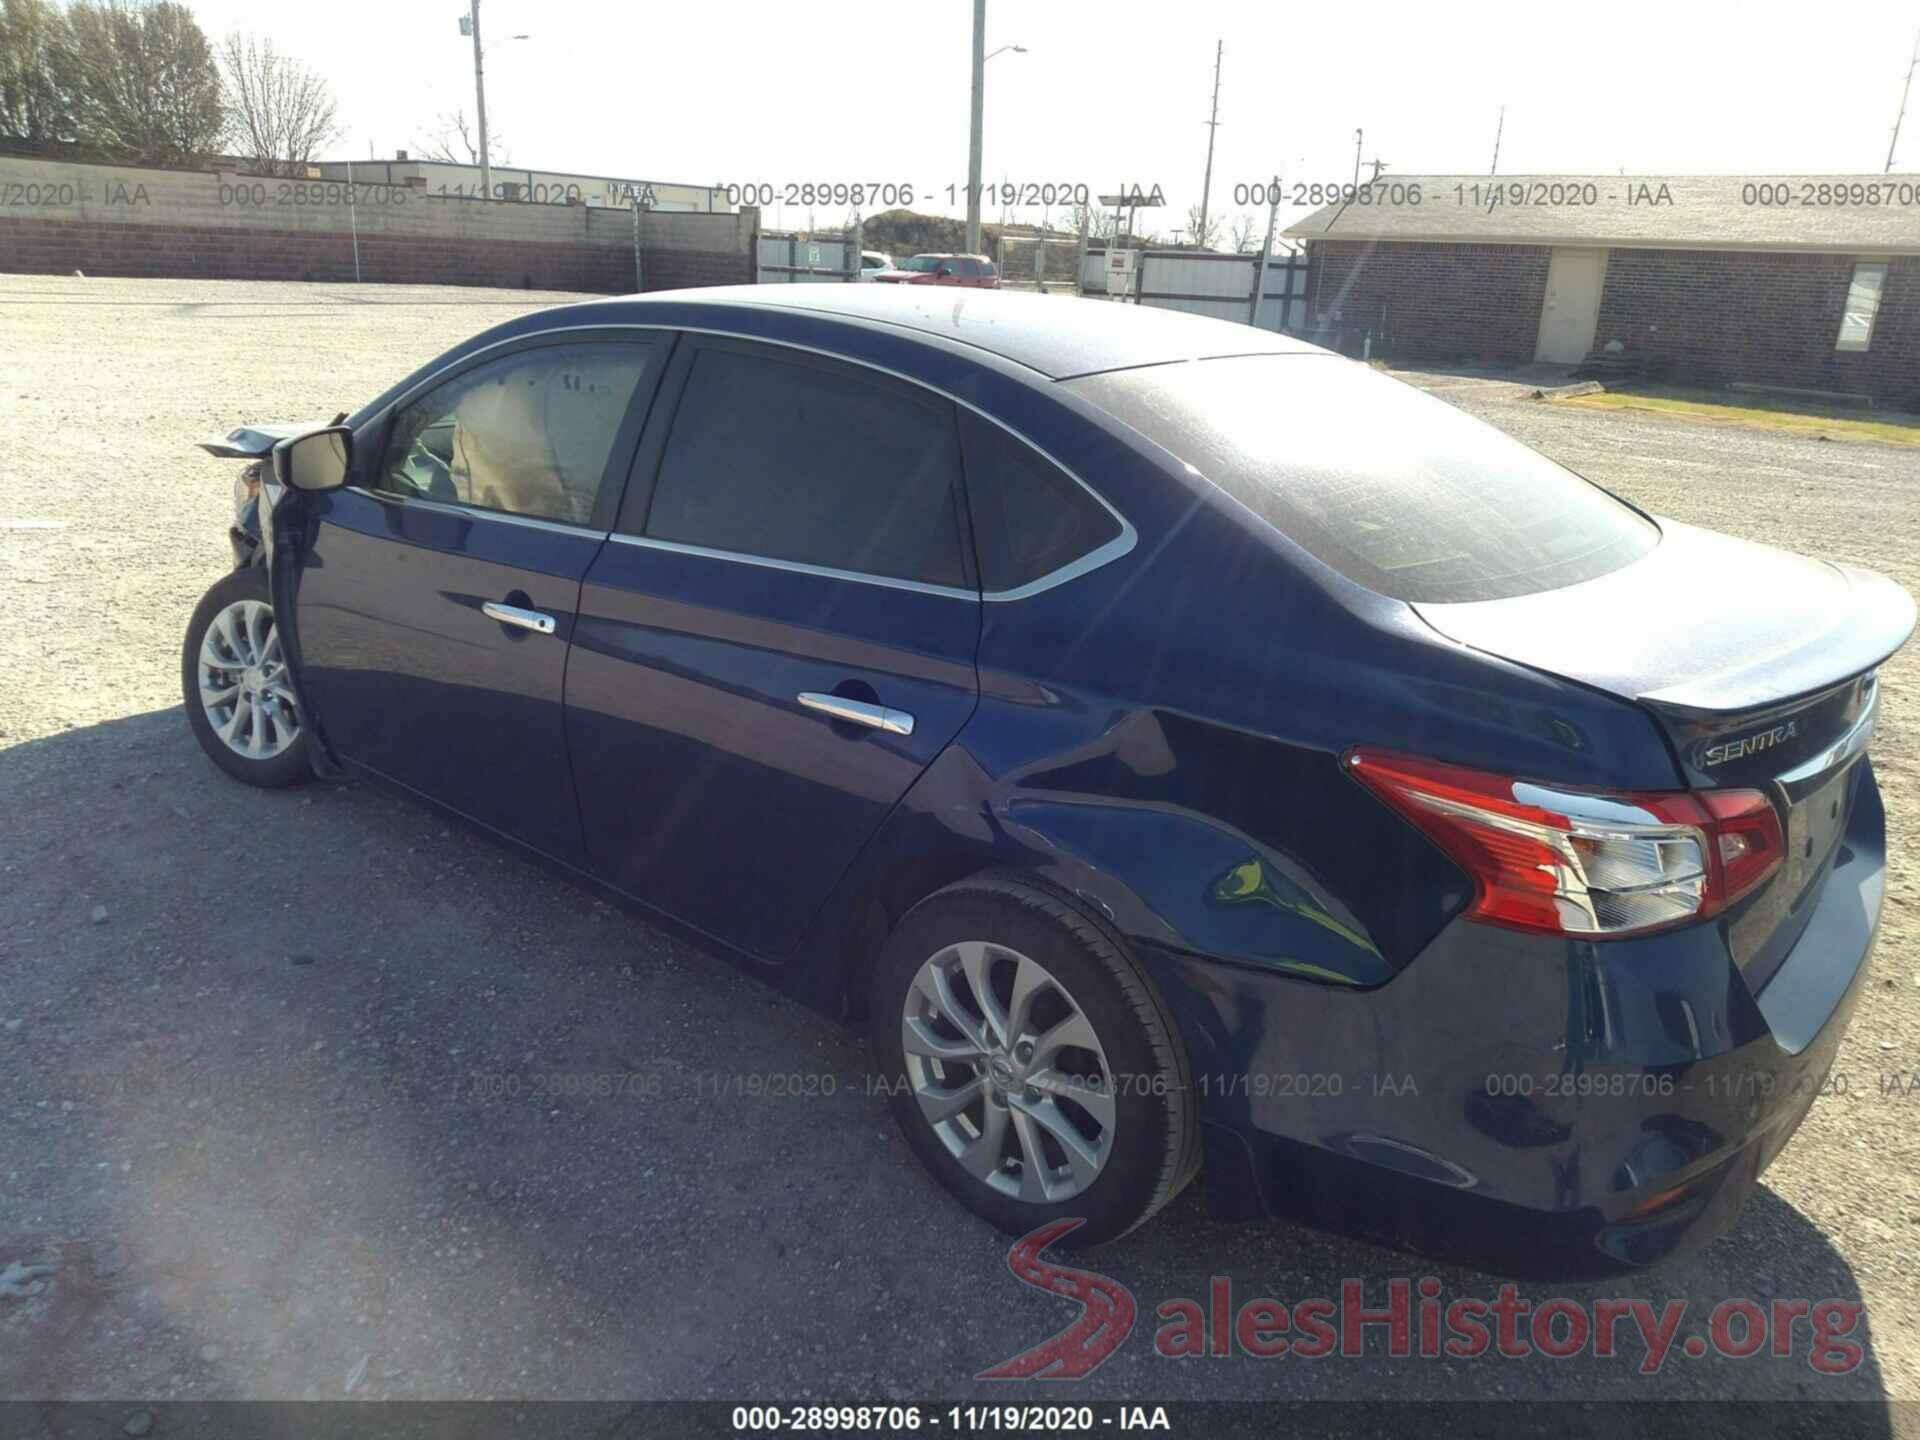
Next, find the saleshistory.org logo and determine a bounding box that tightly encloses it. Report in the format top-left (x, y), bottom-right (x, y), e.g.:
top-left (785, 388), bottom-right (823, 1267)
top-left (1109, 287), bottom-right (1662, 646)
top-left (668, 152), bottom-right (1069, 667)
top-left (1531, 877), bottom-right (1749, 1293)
top-left (979, 1222), bottom-right (1867, 1378)
top-left (976, 1220), bottom-right (1137, 1379)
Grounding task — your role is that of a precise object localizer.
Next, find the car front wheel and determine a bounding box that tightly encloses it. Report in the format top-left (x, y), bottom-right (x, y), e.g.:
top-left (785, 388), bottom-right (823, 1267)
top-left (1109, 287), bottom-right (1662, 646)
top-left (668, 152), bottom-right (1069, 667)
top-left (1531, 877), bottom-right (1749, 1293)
top-left (182, 567), bottom-right (310, 788)
top-left (871, 875), bottom-right (1200, 1245)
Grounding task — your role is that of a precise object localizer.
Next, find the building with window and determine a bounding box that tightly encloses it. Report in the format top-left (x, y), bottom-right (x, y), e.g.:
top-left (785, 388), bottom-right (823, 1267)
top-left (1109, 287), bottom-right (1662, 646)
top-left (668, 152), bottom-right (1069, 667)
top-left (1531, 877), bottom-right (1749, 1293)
top-left (1283, 175), bottom-right (1919, 409)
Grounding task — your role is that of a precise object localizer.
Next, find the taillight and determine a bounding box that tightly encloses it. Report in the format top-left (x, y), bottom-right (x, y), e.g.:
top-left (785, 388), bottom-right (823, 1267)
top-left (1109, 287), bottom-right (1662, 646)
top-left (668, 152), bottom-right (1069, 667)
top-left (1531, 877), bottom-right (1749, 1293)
top-left (1345, 748), bottom-right (1783, 939)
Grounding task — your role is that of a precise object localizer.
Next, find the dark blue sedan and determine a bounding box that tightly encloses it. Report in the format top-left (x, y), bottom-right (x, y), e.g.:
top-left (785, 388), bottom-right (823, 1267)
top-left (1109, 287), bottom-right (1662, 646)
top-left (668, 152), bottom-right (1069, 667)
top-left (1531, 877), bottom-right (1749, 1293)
top-left (184, 287), bottom-right (1913, 1276)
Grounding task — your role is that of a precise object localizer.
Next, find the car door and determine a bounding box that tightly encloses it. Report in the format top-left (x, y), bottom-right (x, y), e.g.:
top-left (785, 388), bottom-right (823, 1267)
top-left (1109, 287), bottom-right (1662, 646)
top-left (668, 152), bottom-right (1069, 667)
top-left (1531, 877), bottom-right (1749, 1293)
top-left (285, 334), bottom-right (667, 864)
top-left (565, 335), bottom-right (982, 957)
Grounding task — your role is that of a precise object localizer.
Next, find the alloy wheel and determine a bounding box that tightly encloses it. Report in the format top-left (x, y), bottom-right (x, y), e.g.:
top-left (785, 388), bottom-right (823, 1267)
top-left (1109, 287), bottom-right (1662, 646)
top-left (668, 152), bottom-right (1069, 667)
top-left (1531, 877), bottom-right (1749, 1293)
top-left (197, 598), bottom-right (300, 760)
top-left (900, 940), bottom-right (1116, 1203)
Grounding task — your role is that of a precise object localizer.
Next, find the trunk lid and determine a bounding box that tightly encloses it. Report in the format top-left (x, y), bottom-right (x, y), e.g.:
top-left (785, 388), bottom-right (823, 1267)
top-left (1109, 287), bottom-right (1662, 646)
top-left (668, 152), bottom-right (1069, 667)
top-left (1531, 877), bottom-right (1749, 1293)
top-left (1413, 519), bottom-right (1912, 730)
top-left (1414, 519), bottom-right (1912, 989)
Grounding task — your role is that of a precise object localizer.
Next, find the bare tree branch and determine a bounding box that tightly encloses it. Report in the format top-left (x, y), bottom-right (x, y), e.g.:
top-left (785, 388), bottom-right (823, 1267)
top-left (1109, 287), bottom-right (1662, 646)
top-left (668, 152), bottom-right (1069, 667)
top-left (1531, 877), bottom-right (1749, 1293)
top-left (218, 31), bottom-right (339, 177)
top-left (1065, 200), bottom-right (1116, 242)
top-left (415, 107), bottom-right (508, 169)
top-left (1183, 202), bottom-right (1220, 251)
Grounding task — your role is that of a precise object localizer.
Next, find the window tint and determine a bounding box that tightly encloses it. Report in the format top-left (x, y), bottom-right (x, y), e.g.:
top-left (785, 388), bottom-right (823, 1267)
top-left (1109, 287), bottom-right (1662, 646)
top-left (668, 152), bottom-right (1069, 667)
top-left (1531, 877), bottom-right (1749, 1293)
top-left (1836, 261), bottom-right (1887, 352)
top-left (1069, 355), bottom-right (1657, 605)
top-left (377, 343), bottom-right (655, 525)
top-left (959, 411), bottom-right (1123, 592)
top-left (644, 346), bottom-right (968, 588)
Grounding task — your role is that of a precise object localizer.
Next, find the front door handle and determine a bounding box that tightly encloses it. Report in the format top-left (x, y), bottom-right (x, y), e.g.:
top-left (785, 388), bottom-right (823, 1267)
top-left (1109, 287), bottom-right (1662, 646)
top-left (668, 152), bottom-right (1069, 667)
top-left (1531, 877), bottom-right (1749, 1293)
top-left (482, 600), bottom-right (556, 635)
top-left (798, 692), bottom-right (915, 736)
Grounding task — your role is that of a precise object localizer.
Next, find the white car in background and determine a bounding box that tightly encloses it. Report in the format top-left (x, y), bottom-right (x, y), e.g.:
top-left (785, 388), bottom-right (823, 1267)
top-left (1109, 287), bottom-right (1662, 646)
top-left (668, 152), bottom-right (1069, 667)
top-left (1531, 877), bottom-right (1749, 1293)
top-left (858, 250), bottom-right (894, 281)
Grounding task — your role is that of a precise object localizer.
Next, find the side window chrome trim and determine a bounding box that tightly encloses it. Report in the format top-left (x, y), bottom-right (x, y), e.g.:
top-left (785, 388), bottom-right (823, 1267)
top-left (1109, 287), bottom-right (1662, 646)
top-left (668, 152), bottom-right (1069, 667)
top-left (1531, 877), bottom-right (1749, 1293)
top-left (360, 490), bottom-right (610, 538)
top-left (605, 532), bottom-right (977, 601)
top-left (360, 318), bottom-right (1139, 601)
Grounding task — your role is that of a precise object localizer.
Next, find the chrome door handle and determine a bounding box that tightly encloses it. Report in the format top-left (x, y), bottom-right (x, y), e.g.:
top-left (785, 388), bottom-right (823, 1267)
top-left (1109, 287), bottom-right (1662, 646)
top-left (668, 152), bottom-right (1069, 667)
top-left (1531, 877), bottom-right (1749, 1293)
top-left (798, 692), bottom-right (915, 736)
top-left (482, 601), bottom-right (556, 635)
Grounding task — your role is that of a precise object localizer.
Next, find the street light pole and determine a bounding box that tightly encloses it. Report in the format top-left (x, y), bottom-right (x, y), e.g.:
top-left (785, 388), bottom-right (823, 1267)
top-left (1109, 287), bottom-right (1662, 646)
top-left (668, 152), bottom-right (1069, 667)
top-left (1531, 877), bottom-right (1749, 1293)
top-left (966, 0), bottom-right (985, 253)
top-left (469, 0), bottom-right (492, 200)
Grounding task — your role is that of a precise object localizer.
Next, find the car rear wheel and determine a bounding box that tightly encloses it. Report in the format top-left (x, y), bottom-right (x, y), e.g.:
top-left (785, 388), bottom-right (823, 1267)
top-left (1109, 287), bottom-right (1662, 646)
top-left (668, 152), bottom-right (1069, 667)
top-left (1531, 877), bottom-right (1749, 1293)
top-left (182, 567), bottom-right (310, 788)
top-left (871, 874), bottom-right (1200, 1245)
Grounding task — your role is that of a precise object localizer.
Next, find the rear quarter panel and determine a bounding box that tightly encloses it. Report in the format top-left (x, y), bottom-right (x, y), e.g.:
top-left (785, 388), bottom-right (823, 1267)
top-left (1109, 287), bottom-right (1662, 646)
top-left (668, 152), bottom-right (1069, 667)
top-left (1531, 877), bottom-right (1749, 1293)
top-left (796, 400), bottom-right (1686, 1020)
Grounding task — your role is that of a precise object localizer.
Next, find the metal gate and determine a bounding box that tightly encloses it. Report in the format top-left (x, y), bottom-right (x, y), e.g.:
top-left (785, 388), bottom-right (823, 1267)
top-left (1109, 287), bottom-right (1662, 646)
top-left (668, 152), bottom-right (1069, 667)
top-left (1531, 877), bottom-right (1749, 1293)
top-left (1134, 249), bottom-right (1310, 333)
top-left (756, 231), bottom-right (858, 283)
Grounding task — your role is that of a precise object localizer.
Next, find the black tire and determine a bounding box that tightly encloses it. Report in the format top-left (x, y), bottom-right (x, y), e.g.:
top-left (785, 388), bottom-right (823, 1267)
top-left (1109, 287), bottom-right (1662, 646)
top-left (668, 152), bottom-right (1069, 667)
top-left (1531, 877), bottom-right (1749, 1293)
top-left (181, 567), bottom-right (311, 789)
top-left (870, 873), bottom-right (1201, 1246)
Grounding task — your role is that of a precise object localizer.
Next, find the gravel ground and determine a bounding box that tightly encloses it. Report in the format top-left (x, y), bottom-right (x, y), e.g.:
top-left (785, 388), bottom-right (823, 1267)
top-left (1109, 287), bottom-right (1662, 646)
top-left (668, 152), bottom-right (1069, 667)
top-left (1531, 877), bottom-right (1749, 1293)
top-left (0, 278), bottom-right (1917, 1417)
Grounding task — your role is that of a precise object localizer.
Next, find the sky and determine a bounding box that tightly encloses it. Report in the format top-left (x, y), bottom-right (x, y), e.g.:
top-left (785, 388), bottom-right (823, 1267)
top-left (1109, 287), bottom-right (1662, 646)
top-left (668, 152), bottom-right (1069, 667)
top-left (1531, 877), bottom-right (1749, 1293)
top-left (182, 0), bottom-right (1920, 238)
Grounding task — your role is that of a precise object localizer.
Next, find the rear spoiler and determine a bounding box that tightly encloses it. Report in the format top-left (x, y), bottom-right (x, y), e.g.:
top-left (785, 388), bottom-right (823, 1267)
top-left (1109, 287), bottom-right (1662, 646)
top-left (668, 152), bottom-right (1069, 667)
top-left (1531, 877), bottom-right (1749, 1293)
top-left (1639, 562), bottom-right (1914, 718)
top-left (1416, 519), bottom-right (1916, 719)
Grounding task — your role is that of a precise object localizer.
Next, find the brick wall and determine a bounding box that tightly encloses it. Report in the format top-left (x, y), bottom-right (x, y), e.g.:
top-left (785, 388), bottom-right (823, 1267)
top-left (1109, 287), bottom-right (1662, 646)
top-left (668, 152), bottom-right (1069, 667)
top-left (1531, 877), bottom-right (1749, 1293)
top-left (1304, 239), bottom-right (1551, 365)
top-left (0, 156), bottom-right (755, 293)
top-left (1593, 249), bottom-right (1920, 410)
top-left (1303, 236), bottom-right (1920, 409)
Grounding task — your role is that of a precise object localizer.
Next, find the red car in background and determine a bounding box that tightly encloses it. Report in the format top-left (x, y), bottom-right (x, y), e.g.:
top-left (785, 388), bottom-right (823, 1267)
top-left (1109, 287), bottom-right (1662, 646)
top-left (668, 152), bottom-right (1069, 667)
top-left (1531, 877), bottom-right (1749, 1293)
top-left (873, 254), bottom-right (1001, 288)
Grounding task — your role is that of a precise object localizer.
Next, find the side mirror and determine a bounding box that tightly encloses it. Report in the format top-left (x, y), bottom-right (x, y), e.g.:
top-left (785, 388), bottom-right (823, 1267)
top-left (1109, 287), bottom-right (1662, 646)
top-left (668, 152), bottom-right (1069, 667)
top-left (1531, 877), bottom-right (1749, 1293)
top-left (273, 426), bottom-right (353, 493)
top-left (935, 263), bottom-right (953, 277)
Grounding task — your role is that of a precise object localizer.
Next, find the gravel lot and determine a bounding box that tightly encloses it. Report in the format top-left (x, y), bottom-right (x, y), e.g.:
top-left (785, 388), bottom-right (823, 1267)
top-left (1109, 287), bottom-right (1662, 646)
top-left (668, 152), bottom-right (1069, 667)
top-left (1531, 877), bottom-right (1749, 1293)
top-left (1, 278), bottom-right (1917, 1418)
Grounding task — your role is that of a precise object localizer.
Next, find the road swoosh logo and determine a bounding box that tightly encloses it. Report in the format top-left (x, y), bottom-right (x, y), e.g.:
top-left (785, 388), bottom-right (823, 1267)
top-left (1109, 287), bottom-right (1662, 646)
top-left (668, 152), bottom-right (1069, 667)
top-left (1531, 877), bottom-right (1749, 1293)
top-left (977, 1219), bottom-right (1136, 1379)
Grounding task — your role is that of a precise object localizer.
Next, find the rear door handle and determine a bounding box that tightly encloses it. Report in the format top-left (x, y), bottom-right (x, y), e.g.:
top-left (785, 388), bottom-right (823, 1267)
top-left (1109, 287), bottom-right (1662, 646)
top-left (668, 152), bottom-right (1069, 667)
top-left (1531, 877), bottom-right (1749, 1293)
top-left (798, 692), bottom-right (915, 736)
top-left (482, 601), bottom-right (556, 635)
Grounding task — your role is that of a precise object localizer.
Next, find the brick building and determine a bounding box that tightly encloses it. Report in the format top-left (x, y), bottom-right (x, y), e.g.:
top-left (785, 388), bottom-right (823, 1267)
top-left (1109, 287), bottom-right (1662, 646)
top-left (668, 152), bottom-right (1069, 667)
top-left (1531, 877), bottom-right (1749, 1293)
top-left (1284, 175), bottom-right (1920, 409)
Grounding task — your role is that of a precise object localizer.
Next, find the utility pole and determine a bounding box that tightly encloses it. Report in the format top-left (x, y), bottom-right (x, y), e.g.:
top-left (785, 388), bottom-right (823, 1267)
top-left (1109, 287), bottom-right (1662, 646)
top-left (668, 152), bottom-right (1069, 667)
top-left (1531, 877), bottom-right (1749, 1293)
top-left (1351, 128), bottom-right (1363, 189)
top-left (469, 0), bottom-right (492, 200)
top-left (1490, 105), bottom-right (1505, 175)
top-left (1890, 29), bottom-right (1920, 173)
top-left (1197, 39), bottom-right (1222, 250)
top-left (1074, 205), bottom-right (1090, 297)
top-left (1247, 173), bottom-right (1280, 326)
top-left (966, 0), bottom-right (986, 253)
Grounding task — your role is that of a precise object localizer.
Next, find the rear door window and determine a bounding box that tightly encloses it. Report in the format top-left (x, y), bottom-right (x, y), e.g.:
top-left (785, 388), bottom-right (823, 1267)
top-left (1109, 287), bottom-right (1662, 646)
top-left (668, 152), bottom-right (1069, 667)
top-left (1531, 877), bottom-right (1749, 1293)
top-left (637, 343), bottom-right (970, 588)
top-left (959, 411), bottom-right (1123, 593)
top-left (1070, 355), bottom-right (1657, 604)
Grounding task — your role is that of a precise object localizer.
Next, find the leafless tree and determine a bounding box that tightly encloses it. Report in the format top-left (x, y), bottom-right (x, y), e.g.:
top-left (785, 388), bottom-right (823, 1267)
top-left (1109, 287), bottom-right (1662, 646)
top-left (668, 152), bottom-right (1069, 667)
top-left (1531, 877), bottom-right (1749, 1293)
top-left (1183, 201), bottom-right (1220, 251)
top-left (418, 106), bottom-right (509, 168)
top-left (1065, 200), bottom-right (1116, 242)
top-left (1228, 212), bottom-right (1260, 254)
top-left (219, 32), bottom-right (339, 176)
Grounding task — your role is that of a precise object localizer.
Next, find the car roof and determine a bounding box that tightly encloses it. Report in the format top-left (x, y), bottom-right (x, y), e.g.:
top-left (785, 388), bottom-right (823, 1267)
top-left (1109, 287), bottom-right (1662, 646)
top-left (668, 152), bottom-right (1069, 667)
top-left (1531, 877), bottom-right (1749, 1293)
top-left (554, 285), bottom-right (1322, 381)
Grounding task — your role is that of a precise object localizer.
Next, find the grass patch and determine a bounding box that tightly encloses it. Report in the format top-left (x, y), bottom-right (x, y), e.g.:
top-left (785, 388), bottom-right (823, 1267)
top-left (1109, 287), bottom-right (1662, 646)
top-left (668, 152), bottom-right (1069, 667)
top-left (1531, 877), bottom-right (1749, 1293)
top-left (1555, 386), bottom-right (1920, 447)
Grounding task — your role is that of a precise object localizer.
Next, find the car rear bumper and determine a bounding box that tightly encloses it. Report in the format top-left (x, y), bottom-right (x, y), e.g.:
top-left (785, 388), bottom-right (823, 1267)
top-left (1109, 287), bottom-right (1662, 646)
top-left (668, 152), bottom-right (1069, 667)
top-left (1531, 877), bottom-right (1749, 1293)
top-left (1160, 762), bottom-right (1885, 1279)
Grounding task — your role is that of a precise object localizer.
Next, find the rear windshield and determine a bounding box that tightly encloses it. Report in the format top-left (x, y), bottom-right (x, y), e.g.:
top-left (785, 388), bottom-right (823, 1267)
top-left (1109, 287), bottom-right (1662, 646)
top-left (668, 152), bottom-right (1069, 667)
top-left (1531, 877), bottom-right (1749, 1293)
top-left (1070, 356), bottom-right (1658, 604)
